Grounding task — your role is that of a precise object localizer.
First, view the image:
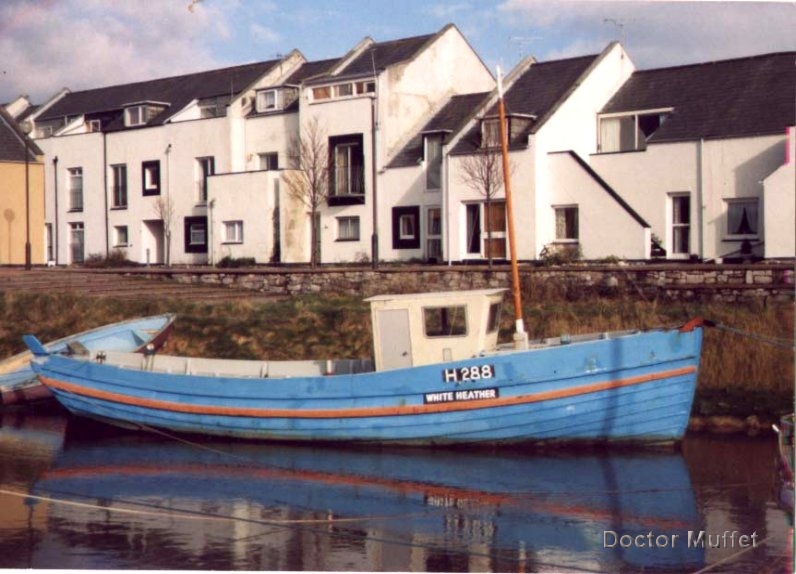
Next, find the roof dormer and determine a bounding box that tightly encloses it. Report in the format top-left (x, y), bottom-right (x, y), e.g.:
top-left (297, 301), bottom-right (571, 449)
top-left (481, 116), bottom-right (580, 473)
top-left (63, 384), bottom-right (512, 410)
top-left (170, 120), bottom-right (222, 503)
top-left (123, 101), bottom-right (169, 127)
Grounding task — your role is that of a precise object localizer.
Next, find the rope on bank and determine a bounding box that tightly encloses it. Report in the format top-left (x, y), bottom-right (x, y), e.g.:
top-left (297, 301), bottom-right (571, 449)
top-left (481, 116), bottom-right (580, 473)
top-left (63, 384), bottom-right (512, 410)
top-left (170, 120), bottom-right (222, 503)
top-left (704, 319), bottom-right (795, 350)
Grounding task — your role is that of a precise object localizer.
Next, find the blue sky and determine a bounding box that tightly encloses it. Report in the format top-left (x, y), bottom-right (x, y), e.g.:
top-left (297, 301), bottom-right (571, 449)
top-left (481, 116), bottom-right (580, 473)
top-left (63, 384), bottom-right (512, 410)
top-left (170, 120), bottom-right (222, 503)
top-left (2, 1), bottom-right (795, 104)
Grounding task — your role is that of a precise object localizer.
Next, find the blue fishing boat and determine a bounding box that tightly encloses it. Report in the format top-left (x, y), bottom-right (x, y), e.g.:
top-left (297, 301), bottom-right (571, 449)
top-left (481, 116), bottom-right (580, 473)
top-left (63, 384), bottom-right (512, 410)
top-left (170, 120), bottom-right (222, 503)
top-left (22, 72), bottom-right (704, 445)
top-left (0, 314), bottom-right (175, 406)
top-left (24, 288), bottom-right (703, 445)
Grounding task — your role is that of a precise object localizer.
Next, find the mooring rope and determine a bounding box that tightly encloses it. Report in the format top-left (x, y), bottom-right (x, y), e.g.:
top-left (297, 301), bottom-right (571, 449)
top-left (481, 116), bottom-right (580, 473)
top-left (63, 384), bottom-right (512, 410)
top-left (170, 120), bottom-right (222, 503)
top-left (706, 320), bottom-right (795, 350)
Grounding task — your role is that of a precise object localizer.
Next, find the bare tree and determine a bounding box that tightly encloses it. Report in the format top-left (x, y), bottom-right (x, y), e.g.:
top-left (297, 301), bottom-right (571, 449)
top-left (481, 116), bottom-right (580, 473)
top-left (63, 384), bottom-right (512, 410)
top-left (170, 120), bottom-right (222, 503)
top-left (283, 118), bottom-right (329, 268)
top-left (459, 143), bottom-right (510, 269)
top-left (154, 196), bottom-right (175, 266)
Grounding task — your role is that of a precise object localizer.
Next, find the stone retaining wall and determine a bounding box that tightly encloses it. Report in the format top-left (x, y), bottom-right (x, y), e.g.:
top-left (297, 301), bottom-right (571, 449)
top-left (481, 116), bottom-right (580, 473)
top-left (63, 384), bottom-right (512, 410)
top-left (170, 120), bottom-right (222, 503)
top-left (127, 263), bottom-right (795, 303)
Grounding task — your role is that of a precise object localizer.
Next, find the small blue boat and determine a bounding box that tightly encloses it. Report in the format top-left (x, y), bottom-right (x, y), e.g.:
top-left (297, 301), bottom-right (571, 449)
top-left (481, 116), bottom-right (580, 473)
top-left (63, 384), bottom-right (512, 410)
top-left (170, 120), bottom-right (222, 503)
top-left (1, 314), bottom-right (175, 406)
top-left (25, 289), bottom-right (703, 445)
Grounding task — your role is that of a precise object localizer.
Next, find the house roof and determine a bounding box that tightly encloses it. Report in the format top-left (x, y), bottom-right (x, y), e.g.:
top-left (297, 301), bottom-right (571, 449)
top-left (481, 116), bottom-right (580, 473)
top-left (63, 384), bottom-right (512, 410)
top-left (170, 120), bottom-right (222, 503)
top-left (389, 92), bottom-right (491, 168)
top-left (36, 59), bottom-right (282, 127)
top-left (602, 51), bottom-right (796, 142)
top-left (305, 27), bottom-right (444, 85)
top-left (338, 32), bottom-right (437, 77)
top-left (0, 106), bottom-right (42, 162)
top-left (451, 54), bottom-right (601, 154)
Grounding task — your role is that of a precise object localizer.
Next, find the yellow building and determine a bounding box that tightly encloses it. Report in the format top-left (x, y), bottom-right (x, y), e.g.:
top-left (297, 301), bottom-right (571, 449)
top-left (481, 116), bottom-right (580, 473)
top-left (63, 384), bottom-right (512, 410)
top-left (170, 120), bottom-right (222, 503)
top-left (0, 107), bottom-right (45, 266)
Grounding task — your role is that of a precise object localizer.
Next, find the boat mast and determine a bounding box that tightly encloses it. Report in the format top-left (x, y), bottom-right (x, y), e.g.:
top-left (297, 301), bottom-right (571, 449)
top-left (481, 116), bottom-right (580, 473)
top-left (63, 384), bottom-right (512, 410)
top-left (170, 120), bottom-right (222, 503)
top-left (497, 67), bottom-right (528, 349)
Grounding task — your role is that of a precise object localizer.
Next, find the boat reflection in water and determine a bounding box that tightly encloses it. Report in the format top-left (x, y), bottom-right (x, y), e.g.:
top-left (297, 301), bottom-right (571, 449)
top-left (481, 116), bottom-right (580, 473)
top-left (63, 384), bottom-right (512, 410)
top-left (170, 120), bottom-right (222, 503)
top-left (29, 429), bottom-right (705, 572)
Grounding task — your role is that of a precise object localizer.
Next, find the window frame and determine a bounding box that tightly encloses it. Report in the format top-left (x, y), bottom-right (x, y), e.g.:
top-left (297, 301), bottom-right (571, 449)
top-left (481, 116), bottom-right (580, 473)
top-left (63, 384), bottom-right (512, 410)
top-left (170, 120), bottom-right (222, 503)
top-left (223, 220), bottom-right (244, 244)
top-left (423, 305), bottom-right (468, 338)
top-left (142, 160), bottom-right (161, 196)
top-left (392, 206), bottom-right (421, 249)
top-left (68, 167), bottom-right (83, 212)
top-left (670, 193), bottom-right (691, 256)
top-left (554, 205), bottom-right (579, 242)
top-left (184, 216), bottom-right (208, 253)
top-left (724, 198), bottom-right (760, 240)
top-left (425, 134), bottom-right (443, 191)
top-left (110, 163), bottom-right (128, 209)
top-left (196, 156), bottom-right (215, 204)
top-left (336, 216), bottom-right (360, 242)
top-left (113, 225), bottom-right (129, 247)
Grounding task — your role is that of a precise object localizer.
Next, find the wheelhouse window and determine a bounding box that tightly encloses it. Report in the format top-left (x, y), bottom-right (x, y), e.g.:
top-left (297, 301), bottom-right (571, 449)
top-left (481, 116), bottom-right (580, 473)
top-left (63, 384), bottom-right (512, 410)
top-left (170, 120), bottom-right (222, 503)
top-left (336, 216), bottom-right (360, 241)
top-left (111, 164), bottom-right (127, 208)
top-left (554, 205), bottom-right (579, 242)
top-left (725, 198), bottom-right (759, 238)
top-left (223, 221), bottom-right (243, 243)
top-left (671, 194), bottom-right (691, 255)
top-left (424, 306), bottom-right (467, 338)
top-left (68, 167), bottom-right (83, 212)
top-left (196, 156), bottom-right (215, 204)
top-left (487, 302), bottom-right (502, 333)
top-left (142, 161), bottom-right (161, 196)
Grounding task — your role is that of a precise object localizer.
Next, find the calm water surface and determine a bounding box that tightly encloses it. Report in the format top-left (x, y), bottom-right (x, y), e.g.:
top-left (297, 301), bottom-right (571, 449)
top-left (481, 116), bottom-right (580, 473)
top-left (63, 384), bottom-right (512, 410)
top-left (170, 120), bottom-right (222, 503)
top-left (0, 409), bottom-right (791, 572)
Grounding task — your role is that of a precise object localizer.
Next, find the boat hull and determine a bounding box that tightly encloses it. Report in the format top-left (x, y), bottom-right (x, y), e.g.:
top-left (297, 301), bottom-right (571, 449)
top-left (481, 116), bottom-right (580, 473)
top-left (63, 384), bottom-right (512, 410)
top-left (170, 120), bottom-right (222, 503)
top-left (32, 326), bottom-right (702, 445)
top-left (1, 314), bottom-right (175, 407)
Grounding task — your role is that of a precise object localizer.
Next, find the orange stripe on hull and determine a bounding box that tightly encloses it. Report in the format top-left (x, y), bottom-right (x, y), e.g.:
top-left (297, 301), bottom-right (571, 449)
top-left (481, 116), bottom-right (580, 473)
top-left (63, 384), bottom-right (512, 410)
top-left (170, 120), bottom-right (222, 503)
top-left (40, 366), bottom-right (696, 420)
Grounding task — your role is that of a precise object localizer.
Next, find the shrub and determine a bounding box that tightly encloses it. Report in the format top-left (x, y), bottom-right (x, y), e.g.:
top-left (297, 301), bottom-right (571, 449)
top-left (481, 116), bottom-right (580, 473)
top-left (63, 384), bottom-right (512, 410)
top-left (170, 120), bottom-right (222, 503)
top-left (82, 250), bottom-right (138, 268)
top-left (216, 256), bottom-right (256, 268)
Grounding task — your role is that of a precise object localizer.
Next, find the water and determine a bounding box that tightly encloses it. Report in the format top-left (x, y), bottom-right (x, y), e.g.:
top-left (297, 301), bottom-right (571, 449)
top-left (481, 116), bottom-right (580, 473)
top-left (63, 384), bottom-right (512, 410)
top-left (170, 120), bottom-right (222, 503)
top-left (0, 409), bottom-right (791, 573)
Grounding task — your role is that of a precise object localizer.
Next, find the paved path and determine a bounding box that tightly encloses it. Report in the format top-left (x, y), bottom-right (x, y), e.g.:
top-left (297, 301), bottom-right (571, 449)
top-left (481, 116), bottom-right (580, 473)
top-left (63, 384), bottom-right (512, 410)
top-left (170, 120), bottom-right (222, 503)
top-left (0, 267), bottom-right (277, 303)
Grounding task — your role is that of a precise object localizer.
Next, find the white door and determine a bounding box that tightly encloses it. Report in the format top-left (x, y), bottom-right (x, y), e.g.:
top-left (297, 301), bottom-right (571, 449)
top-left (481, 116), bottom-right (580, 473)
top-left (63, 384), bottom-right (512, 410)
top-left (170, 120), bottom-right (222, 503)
top-left (377, 309), bottom-right (413, 370)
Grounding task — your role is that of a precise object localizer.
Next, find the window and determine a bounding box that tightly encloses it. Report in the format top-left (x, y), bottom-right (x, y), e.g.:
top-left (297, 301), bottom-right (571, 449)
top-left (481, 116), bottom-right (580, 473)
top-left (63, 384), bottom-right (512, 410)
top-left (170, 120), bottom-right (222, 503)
top-left (598, 110), bottom-right (671, 153)
top-left (554, 205), bottom-right (579, 241)
top-left (329, 134), bottom-right (365, 205)
top-left (337, 216), bottom-right (360, 241)
top-left (426, 207), bottom-right (442, 260)
top-left (256, 90), bottom-right (278, 112)
top-left (334, 83), bottom-right (353, 98)
top-left (223, 221), bottom-right (243, 243)
top-left (124, 103), bottom-right (166, 127)
top-left (184, 216), bottom-right (208, 253)
top-left (671, 194), bottom-right (690, 255)
top-left (111, 164), bottom-right (127, 208)
top-left (142, 161), bottom-right (161, 196)
top-left (312, 86), bottom-right (331, 101)
top-left (487, 302), bottom-right (502, 334)
top-left (114, 226), bottom-right (129, 247)
top-left (355, 81), bottom-right (375, 95)
top-left (68, 168), bottom-right (83, 212)
top-left (259, 153), bottom-right (278, 171)
top-left (425, 134), bottom-right (443, 190)
top-left (726, 198), bottom-right (759, 238)
top-left (392, 206), bottom-right (420, 249)
top-left (87, 119), bottom-right (101, 132)
top-left (424, 306), bottom-right (467, 338)
top-left (481, 118), bottom-right (504, 149)
top-left (196, 157), bottom-right (214, 203)
top-left (466, 204), bottom-right (481, 254)
top-left (125, 106), bottom-right (145, 127)
top-left (70, 222), bottom-right (84, 264)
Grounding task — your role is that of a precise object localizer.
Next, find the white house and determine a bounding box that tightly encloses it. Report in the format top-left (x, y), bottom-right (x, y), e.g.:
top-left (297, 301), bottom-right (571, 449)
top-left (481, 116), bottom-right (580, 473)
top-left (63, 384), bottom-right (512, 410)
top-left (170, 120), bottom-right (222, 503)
top-left (21, 26), bottom-right (796, 267)
top-left (590, 52), bottom-right (796, 262)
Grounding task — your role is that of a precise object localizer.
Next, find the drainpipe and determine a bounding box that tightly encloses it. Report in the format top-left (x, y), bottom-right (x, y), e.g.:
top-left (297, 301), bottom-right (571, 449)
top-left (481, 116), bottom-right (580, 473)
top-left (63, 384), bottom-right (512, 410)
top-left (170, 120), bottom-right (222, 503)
top-left (444, 150), bottom-right (452, 266)
top-left (103, 132), bottom-right (109, 256)
top-left (370, 93), bottom-right (379, 269)
top-left (697, 138), bottom-right (705, 260)
top-left (53, 156), bottom-right (59, 265)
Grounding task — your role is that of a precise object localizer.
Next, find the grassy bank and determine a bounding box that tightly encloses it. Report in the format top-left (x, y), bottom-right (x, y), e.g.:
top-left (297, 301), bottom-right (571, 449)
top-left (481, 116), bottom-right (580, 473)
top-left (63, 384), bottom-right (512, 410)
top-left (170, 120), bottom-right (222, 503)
top-left (0, 289), bottom-right (792, 419)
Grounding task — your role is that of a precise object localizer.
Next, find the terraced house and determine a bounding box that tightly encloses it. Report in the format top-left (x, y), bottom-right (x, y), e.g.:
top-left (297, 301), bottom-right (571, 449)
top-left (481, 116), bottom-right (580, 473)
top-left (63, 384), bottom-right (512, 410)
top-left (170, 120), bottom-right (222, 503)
top-left (12, 24), bottom-right (796, 266)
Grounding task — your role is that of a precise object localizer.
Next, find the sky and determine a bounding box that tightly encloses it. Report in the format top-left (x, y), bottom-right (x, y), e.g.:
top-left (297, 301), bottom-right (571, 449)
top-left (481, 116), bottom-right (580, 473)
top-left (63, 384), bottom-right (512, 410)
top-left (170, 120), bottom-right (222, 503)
top-left (2, 0), bottom-right (795, 105)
